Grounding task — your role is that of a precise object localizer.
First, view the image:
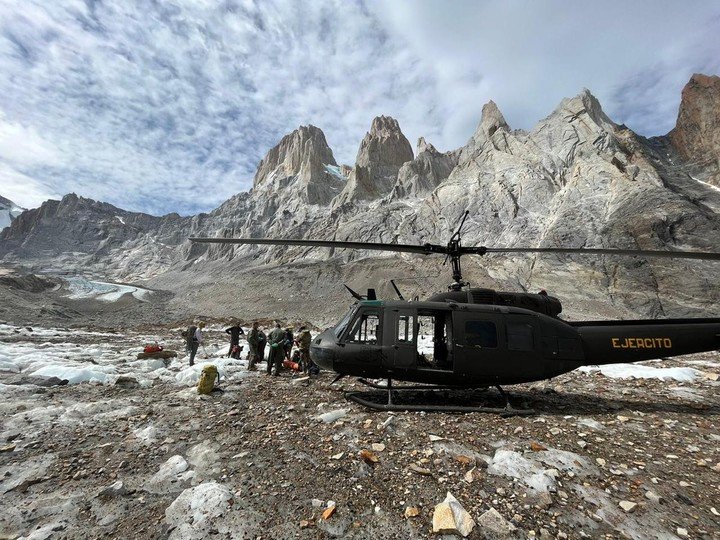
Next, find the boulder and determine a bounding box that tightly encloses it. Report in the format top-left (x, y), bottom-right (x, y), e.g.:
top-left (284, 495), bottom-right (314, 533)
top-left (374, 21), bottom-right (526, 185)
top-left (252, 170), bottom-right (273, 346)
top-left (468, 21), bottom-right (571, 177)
top-left (432, 492), bottom-right (475, 537)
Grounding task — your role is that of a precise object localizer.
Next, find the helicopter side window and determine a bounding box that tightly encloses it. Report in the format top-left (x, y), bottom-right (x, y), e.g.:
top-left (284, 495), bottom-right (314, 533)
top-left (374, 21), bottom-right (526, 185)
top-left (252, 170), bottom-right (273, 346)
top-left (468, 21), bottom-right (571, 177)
top-left (397, 315), bottom-right (415, 343)
top-left (465, 320), bottom-right (498, 348)
top-left (348, 312), bottom-right (380, 344)
top-left (507, 322), bottom-right (534, 351)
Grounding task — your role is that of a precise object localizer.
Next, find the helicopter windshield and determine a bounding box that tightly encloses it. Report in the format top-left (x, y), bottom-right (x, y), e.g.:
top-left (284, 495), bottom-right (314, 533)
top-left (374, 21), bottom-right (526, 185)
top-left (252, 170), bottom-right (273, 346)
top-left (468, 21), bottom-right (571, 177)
top-left (333, 306), bottom-right (357, 338)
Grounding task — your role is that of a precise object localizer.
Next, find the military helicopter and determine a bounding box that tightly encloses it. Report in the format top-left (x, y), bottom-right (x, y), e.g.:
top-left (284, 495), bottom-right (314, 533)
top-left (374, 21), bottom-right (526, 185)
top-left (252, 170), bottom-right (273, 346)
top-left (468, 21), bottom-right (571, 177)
top-left (191, 211), bottom-right (720, 414)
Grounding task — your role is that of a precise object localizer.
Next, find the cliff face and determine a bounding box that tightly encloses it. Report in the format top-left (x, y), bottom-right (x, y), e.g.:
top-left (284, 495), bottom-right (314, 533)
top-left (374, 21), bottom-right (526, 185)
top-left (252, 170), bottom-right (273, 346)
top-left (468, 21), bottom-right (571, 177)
top-left (668, 74), bottom-right (720, 187)
top-left (2, 74), bottom-right (719, 319)
top-left (0, 193), bottom-right (190, 280)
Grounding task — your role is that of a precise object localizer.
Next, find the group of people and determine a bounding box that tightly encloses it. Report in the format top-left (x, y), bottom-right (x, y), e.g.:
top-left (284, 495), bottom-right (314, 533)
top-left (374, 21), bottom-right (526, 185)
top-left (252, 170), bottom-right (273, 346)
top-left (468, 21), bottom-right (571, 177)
top-left (247, 321), bottom-right (314, 376)
top-left (185, 319), bottom-right (315, 376)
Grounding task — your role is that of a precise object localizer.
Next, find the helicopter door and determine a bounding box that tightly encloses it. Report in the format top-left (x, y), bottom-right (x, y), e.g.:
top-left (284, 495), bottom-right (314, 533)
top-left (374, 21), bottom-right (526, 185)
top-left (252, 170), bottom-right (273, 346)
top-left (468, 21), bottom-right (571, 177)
top-left (454, 313), bottom-right (504, 376)
top-left (386, 310), bottom-right (417, 370)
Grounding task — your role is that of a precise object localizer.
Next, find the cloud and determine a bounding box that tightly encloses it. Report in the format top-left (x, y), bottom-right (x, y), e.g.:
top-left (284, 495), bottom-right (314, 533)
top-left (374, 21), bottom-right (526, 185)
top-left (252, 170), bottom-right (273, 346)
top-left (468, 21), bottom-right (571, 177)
top-left (0, 0), bottom-right (718, 214)
top-left (0, 163), bottom-right (60, 208)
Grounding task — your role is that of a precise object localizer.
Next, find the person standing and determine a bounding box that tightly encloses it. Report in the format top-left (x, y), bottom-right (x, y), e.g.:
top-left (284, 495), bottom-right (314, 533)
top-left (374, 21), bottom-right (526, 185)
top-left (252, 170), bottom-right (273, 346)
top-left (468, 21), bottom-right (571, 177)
top-left (225, 319), bottom-right (245, 358)
top-left (283, 327), bottom-right (294, 361)
top-left (267, 322), bottom-right (285, 376)
top-left (257, 327), bottom-right (267, 365)
top-left (189, 321), bottom-right (205, 366)
top-left (296, 326), bottom-right (313, 374)
top-left (247, 321), bottom-right (260, 370)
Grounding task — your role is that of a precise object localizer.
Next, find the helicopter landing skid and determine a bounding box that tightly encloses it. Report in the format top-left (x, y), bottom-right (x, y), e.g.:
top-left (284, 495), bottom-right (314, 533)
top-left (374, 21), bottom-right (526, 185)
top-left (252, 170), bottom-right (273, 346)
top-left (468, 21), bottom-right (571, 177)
top-left (345, 379), bottom-right (534, 416)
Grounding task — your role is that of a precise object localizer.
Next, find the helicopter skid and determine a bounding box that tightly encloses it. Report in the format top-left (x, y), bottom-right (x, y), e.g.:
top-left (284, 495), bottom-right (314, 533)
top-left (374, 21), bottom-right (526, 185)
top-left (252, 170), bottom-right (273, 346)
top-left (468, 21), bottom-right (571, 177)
top-left (356, 378), bottom-right (462, 392)
top-left (345, 380), bottom-right (534, 416)
top-left (345, 391), bottom-right (533, 416)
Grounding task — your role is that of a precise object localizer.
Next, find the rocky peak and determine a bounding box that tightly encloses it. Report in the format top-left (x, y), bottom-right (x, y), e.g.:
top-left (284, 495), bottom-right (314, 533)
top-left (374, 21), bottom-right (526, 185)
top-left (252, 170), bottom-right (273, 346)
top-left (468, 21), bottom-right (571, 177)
top-left (668, 73), bottom-right (720, 186)
top-left (334, 116), bottom-right (413, 205)
top-left (417, 137), bottom-right (438, 154)
top-left (355, 115), bottom-right (413, 168)
top-left (478, 100), bottom-right (509, 139)
top-left (253, 125), bottom-right (337, 188)
top-left (459, 100), bottom-right (511, 163)
top-left (528, 89), bottom-right (620, 163)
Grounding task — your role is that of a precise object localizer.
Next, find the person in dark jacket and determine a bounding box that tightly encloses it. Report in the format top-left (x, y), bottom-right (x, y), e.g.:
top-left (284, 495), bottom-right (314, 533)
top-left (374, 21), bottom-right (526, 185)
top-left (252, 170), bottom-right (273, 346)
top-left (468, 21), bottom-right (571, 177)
top-left (267, 322), bottom-right (285, 376)
top-left (257, 327), bottom-right (267, 365)
top-left (247, 321), bottom-right (260, 370)
top-left (283, 327), bottom-right (294, 361)
top-left (225, 319), bottom-right (245, 358)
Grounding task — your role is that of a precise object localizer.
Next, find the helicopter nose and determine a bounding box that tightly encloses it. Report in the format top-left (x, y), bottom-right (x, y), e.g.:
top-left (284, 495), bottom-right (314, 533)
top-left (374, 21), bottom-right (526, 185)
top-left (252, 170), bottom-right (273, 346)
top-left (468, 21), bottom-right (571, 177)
top-left (310, 329), bottom-right (336, 371)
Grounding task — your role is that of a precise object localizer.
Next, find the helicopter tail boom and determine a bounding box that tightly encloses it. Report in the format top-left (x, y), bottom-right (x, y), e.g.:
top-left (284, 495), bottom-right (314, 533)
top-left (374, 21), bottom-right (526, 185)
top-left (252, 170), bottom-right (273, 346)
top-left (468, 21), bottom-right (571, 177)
top-left (572, 318), bottom-right (720, 365)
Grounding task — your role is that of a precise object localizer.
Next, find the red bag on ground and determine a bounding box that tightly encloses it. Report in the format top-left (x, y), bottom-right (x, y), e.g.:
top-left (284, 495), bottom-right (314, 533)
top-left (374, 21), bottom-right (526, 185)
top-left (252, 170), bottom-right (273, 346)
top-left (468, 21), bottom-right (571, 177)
top-left (283, 359), bottom-right (300, 371)
top-left (144, 344), bottom-right (163, 354)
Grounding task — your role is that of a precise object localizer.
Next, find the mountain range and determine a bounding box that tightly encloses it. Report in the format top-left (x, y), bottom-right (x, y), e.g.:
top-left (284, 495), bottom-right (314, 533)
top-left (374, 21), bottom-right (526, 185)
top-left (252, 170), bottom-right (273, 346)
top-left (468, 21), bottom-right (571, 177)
top-left (1, 74), bottom-right (719, 325)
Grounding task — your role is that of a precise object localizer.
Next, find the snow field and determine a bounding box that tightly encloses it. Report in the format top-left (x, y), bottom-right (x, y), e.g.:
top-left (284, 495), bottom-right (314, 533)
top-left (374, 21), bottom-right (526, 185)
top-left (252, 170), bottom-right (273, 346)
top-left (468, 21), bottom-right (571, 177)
top-left (65, 276), bottom-right (151, 302)
top-left (578, 363), bottom-right (703, 382)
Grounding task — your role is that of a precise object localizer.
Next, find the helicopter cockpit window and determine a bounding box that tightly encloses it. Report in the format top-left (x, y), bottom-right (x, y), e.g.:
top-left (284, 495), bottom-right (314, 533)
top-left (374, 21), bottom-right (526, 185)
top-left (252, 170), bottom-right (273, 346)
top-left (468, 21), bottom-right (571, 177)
top-left (465, 320), bottom-right (498, 348)
top-left (334, 307), bottom-right (356, 338)
top-left (347, 312), bottom-right (380, 344)
top-left (507, 322), bottom-right (533, 351)
top-left (397, 315), bottom-right (415, 343)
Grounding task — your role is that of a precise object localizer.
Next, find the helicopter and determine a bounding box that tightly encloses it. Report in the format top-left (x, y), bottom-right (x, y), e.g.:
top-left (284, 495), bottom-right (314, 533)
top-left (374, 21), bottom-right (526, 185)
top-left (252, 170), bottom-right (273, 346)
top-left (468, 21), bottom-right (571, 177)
top-left (191, 211), bottom-right (720, 414)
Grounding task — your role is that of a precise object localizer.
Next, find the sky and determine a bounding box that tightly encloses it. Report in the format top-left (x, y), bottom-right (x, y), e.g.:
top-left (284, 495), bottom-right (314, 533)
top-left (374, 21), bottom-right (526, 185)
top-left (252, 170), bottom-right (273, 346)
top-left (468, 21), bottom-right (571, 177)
top-left (0, 0), bottom-right (718, 215)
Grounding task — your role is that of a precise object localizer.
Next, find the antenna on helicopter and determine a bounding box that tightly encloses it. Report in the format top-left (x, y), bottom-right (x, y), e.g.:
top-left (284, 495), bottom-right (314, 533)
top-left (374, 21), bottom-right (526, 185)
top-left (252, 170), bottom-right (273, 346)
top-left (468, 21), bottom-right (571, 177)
top-left (344, 284), bottom-right (364, 301)
top-left (344, 285), bottom-right (378, 301)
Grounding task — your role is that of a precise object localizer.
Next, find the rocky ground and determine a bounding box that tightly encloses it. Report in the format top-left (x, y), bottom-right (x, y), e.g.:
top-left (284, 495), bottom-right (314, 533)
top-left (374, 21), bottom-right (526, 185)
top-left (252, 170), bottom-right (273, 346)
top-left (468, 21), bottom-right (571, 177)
top-left (1, 325), bottom-right (719, 539)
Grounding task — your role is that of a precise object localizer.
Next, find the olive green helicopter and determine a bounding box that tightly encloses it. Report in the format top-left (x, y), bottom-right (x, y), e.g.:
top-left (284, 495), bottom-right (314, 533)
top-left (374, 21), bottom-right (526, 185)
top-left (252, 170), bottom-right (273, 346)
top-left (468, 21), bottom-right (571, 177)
top-left (191, 211), bottom-right (720, 414)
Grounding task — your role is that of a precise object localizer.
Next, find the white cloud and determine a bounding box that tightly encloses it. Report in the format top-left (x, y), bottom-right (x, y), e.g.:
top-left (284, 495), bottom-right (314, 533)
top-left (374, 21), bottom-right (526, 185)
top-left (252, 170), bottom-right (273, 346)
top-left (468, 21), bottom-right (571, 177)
top-left (0, 0), bottom-right (717, 215)
top-left (0, 163), bottom-right (59, 208)
top-left (0, 111), bottom-right (62, 166)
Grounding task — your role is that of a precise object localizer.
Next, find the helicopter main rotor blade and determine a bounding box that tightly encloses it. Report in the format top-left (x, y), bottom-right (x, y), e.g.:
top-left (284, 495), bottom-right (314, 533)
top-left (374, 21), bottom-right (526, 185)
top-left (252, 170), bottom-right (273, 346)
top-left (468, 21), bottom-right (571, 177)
top-left (462, 246), bottom-right (720, 260)
top-left (189, 237), bottom-right (448, 255)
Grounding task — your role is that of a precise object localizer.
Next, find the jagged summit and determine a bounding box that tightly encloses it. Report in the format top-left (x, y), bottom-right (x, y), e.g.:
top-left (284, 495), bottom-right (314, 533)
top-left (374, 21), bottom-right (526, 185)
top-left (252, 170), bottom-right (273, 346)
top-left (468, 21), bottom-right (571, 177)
top-left (416, 137), bottom-right (438, 154)
top-left (478, 100), bottom-right (509, 137)
top-left (355, 115), bottom-right (413, 168)
top-left (541, 88), bottom-right (615, 132)
top-left (335, 115), bottom-right (414, 205)
top-left (459, 100), bottom-right (511, 162)
top-left (253, 124), bottom-right (337, 188)
top-left (668, 73), bottom-right (720, 187)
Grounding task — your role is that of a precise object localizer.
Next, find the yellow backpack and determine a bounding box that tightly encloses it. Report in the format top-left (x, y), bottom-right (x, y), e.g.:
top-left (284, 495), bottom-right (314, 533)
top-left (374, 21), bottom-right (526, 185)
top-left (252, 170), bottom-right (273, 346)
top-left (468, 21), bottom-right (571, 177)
top-left (197, 364), bottom-right (219, 395)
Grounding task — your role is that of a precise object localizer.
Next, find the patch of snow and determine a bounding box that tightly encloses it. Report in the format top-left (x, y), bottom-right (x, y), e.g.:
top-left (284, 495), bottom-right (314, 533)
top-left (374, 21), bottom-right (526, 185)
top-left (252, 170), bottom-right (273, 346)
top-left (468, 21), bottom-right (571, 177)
top-left (578, 364), bottom-right (701, 382)
top-left (115, 215), bottom-right (126, 225)
top-left (0, 196), bottom-right (25, 230)
top-left (173, 351), bottom-right (253, 386)
top-left (147, 455), bottom-right (195, 494)
top-left (31, 363), bottom-right (115, 384)
top-left (65, 276), bottom-right (151, 302)
top-left (487, 449), bottom-right (556, 493)
top-left (689, 175), bottom-right (720, 193)
top-left (165, 481), bottom-right (233, 539)
top-left (577, 417), bottom-right (605, 431)
top-left (316, 408), bottom-right (349, 423)
top-left (533, 448), bottom-right (597, 477)
top-left (324, 164), bottom-right (346, 180)
top-left (134, 424), bottom-right (159, 444)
